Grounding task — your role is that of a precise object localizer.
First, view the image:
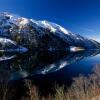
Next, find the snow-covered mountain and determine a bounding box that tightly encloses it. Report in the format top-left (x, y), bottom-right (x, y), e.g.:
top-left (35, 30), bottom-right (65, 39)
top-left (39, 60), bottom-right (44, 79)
top-left (0, 37), bottom-right (27, 52)
top-left (0, 12), bottom-right (100, 50)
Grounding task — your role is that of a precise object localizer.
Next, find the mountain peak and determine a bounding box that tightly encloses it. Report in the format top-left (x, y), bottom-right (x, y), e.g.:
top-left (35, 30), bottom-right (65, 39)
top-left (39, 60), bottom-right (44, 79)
top-left (0, 12), bottom-right (70, 35)
top-left (0, 12), bottom-right (99, 50)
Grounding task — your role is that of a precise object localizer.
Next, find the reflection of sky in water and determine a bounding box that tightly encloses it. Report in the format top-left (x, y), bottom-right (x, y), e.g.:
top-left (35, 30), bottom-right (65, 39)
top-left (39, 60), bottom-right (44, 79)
top-left (47, 52), bottom-right (100, 86)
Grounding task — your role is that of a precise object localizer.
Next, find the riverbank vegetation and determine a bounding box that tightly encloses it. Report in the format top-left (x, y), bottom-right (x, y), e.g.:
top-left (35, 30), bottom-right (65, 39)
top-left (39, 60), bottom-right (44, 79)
top-left (0, 65), bottom-right (100, 100)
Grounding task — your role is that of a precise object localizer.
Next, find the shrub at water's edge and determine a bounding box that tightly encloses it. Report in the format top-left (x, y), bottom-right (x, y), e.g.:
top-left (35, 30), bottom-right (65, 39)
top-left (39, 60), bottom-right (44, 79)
top-left (0, 65), bottom-right (99, 100)
top-left (22, 64), bottom-right (100, 100)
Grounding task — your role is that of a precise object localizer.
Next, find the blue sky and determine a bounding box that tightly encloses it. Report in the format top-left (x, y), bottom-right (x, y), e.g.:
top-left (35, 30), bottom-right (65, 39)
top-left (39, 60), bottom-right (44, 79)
top-left (0, 0), bottom-right (100, 41)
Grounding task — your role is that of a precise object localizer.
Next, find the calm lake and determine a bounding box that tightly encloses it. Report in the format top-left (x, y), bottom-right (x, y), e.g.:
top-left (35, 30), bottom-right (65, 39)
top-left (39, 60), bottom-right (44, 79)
top-left (0, 50), bottom-right (100, 96)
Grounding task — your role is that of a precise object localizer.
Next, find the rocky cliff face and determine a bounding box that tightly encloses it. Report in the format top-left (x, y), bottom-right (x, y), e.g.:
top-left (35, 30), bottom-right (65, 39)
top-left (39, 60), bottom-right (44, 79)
top-left (0, 12), bottom-right (100, 51)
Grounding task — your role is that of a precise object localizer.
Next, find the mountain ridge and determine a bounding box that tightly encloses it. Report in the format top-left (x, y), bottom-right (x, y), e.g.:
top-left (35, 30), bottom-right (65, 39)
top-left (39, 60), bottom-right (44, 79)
top-left (0, 12), bottom-right (99, 51)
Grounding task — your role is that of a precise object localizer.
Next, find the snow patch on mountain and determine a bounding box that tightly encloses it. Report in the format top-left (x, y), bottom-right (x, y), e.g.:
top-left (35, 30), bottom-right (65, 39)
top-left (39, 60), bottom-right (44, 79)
top-left (39, 21), bottom-right (57, 32)
top-left (0, 38), bottom-right (16, 45)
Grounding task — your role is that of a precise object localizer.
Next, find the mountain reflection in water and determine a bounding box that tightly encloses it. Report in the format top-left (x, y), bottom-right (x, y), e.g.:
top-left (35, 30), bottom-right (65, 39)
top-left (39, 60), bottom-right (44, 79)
top-left (0, 50), bottom-right (99, 81)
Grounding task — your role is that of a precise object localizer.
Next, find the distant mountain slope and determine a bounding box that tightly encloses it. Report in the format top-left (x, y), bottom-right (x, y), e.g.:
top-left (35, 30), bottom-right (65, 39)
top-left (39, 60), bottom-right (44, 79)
top-left (0, 12), bottom-right (99, 50)
top-left (0, 37), bottom-right (27, 52)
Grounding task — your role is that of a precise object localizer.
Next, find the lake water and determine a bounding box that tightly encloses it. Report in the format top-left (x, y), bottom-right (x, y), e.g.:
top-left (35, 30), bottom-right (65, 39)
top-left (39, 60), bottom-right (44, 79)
top-left (0, 50), bottom-right (100, 96)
